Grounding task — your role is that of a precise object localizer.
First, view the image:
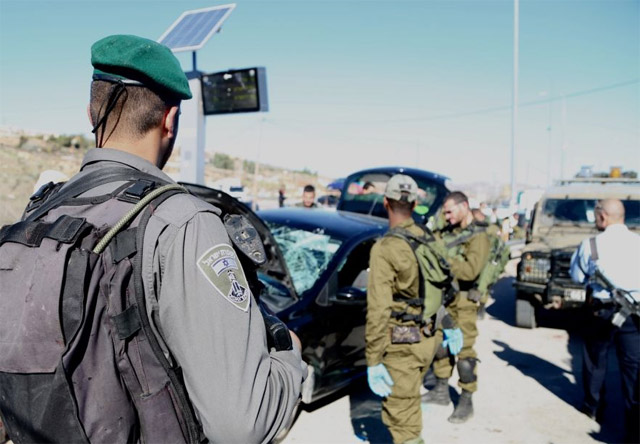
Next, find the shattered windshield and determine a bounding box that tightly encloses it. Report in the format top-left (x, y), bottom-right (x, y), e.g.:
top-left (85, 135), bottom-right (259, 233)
top-left (267, 222), bottom-right (342, 294)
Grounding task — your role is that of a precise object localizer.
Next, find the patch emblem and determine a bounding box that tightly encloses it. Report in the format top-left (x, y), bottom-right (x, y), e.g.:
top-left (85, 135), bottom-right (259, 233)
top-left (197, 244), bottom-right (250, 311)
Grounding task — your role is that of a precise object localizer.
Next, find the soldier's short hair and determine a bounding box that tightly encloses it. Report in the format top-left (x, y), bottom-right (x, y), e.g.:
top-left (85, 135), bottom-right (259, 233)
top-left (387, 197), bottom-right (414, 215)
top-left (303, 185), bottom-right (315, 194)
top-left (444, 191), bottom-right (469, 206)
top-left (90, 80), bottom-right (175, 141)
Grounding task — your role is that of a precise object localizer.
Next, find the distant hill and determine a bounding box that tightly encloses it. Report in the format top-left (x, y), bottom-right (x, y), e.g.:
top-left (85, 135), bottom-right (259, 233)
top-left (0, 133), bottom-right (329, 226)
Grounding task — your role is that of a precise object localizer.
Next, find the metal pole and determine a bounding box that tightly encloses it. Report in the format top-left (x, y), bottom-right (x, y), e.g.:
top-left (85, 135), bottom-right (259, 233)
top-left (192, 52), bottom-right (197, 72)
top-left (251, 117), bottom-right (265, 211)
top-left (561, 96), bottom-right (567, 180)
top-left (510, 0), bottom-right (519, 207)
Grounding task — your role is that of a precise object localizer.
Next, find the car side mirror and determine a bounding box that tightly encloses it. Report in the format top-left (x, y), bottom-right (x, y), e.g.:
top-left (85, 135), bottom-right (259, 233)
top-left (329, 286), bottom-right (367, 305)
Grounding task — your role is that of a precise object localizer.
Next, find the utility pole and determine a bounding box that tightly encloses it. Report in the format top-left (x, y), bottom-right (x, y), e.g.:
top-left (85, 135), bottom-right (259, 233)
top-left (251, 117), bottom-right (265, 211)
top-left (510, 0), bottom-right (519, 207)
top-left (560, 96), bottom-right (567, 180)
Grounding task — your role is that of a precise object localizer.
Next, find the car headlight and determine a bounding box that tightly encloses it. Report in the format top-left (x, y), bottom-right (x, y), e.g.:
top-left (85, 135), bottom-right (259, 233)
top-left (520, 254), bottom-right (551, 283)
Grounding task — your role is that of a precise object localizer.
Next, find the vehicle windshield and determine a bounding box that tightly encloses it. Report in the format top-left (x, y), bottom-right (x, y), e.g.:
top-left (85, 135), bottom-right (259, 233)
top-left (266, 222), bottom-right (342, 294)
top-left (540, 199), bottom-right (640, 227)
top-left (338, 171), bottom-right (446, 222)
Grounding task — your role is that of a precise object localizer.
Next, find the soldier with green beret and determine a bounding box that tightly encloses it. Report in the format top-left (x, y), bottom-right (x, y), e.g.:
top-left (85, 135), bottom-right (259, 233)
top-left (422, 191), bottom-right (490, 424)
top-left (366, 175), bottom-right (462, 444)
top-left (1, 35), bottom-right (305, 443)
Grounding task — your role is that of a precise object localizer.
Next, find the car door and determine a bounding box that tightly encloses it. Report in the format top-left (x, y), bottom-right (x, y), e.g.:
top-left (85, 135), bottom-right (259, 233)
top-left (302, 238), bottom-right (376, 400)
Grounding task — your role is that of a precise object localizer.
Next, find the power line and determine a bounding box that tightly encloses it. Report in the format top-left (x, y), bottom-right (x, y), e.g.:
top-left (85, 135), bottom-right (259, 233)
top-left (270, 79), bottom-right (639, 126)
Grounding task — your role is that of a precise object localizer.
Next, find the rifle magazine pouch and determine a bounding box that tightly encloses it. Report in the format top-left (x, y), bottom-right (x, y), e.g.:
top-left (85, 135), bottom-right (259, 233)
top-left (391, 326), bottom-right (422, 344)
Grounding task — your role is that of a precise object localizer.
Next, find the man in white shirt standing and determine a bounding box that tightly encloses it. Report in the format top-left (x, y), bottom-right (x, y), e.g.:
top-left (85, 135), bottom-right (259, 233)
top-left (570, 199), bottom-right (639, 442)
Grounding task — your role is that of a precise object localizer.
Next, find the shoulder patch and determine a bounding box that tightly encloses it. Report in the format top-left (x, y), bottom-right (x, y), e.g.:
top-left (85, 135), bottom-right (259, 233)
top-left (197, 244), bottom-right (250, 312)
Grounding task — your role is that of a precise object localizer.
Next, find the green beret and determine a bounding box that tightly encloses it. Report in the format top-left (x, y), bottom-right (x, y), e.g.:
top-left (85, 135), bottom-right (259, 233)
top-left (91, 34), bottom-right (192, 100)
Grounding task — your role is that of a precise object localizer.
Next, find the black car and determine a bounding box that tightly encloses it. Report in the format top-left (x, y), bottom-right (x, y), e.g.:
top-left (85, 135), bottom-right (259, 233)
top-left (182, 183), bottom-right (388, 404)
top-left (336, 166), bottom-right (450, 223)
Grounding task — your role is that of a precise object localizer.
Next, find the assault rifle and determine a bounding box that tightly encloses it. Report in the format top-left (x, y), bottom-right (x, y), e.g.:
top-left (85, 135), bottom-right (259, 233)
top-left (593, 269), bottom-right (640, 327)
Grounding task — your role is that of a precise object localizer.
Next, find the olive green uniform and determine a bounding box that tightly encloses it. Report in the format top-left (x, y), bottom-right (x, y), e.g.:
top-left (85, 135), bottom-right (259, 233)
top-left (480, 224), bottom-right (501, 304)
top-left (366, 219), bottom-right (439, 444)
top-left (433, 223), bottom-right (490, 393)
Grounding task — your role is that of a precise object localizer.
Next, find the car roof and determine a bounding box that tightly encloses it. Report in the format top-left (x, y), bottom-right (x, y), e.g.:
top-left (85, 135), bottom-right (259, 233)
top-left (258, 207), bottom-right (388, 241)
top-left (343, 166), bottom-right (450, 185)
top-left (542, 180), bottom-right (640, 199)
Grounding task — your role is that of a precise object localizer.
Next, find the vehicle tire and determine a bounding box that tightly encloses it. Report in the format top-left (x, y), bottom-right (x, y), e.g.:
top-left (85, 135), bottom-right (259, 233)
top-left (515, 297), bottom-right (537, 329)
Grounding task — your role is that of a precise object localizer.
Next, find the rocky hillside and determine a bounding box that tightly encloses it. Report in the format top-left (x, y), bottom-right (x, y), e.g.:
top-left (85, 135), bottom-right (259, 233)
top-left (0, 135), bottom-right (328, 226)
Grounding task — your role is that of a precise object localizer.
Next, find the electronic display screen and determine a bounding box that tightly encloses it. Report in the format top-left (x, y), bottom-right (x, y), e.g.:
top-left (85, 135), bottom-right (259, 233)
top-left (201, 68), bottom-right (267, 115)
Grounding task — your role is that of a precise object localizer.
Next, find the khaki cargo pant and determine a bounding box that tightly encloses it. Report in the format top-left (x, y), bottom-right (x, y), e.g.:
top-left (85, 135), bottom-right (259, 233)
top-left (432, 292), bottom-right (479, 393)
top-left (382, 334), bottom-right (439, 443)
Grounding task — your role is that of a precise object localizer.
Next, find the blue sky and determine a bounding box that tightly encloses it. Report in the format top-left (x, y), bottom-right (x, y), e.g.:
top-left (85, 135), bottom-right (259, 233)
top-left (1, 0), bottom-right (638, 187)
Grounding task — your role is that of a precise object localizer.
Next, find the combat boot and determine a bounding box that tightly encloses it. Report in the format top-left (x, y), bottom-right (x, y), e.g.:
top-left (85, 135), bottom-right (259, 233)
top-left (448, 390), bottom-right (473, 423)
top-left (421, 378), bottom-right (451, 405)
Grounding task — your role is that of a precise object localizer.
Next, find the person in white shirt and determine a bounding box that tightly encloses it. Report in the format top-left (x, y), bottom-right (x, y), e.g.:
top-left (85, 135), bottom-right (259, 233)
top-left (570, 199), bottom-right (639, 442)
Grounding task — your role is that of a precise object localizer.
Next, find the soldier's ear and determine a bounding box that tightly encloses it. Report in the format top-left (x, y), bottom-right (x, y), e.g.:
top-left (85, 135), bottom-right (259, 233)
top-left (163, 106), bottom-right (180, 139)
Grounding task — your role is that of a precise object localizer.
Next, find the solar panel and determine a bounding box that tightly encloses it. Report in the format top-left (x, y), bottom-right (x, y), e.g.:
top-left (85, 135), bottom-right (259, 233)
top-left (158, 4), bottom-right (236, 53)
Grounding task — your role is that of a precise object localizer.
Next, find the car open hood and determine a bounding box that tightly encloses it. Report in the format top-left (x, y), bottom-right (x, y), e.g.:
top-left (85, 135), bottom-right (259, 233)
top-left (180, 182), bottom-right (298, 300)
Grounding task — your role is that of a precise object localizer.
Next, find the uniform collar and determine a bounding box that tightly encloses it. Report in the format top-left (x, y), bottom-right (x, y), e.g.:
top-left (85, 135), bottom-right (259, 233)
top-left (603, 223), bottom-right (629, 234)
top-left (394, 218), bottom-right (415, 229)
top-left (80, 147), bottom-right (174, 182)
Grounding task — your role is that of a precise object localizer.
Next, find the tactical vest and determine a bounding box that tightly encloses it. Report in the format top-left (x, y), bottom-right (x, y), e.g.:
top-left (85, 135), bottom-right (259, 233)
top-left (474, 223), bottom-right (510, 294)
top-left (440, 222), bottom-right (487, 291)
top-left (0, 168), bottom-right (203, 444)
top-left (385, 225), bottom-right (453, 329)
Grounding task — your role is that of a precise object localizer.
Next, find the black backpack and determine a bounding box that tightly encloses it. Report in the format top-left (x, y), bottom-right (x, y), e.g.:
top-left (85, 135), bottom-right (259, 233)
top-left (0, 168), bottom-right (203, 443)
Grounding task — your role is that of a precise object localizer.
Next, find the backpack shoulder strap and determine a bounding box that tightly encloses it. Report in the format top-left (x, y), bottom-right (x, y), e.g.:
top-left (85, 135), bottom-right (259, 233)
top-left (27, 167), bottom-right (164, 222)
top-left (386, 225), bottom-right (433, 248)
top-left (128, 187), bottom-right (203, 444)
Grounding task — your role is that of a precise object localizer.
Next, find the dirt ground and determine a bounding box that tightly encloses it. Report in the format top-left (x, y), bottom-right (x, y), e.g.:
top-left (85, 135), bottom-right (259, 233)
top-left (284, 269), bottom-right (628, 444)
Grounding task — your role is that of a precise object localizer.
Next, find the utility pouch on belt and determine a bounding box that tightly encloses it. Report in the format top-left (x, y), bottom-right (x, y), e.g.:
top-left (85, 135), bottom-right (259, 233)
top-left (391, 326), bottom-right (421, 344)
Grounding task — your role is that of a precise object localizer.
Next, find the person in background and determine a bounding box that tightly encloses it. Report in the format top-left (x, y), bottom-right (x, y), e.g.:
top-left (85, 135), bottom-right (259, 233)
top-left (297, 184), bottom-right (317, 208)
top-left (278, 187), bottom-right (286, 207)
top-left (570, 198), bottom-right (639, 442)
top-left (362, 181), bottom-right (377, 194)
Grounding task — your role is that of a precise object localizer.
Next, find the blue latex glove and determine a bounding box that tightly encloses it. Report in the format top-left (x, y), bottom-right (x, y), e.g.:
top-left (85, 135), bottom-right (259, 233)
top-left (442, 328), bottom-right (463, 355)
top-left (367, 363), bottom-right (394, 397)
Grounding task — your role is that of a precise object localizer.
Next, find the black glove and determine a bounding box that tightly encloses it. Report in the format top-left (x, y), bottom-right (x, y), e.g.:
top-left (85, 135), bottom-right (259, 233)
top-left (258, 301), bottom-right (293, 351)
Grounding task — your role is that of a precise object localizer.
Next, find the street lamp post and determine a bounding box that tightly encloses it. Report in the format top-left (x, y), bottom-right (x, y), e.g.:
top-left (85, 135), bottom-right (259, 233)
top-left (511, 0), bottom-right (519, 208)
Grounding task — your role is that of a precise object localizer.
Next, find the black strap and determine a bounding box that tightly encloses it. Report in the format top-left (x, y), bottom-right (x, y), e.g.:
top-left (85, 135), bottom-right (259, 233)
top-left (27, 167), bottom-right (165, 222)
top-left (393, 296), bottom-right (423, 307)
top-left (110, 228), bottom-right (138, 263)
top-left (387, 225), bottom-right (435, 246)
top-left (390, 311), bottom-right (423, 324)
top-left (131, 188), bottom-right (202, 443)
top-left (0, 215), bottom-right (89, 248)
top-left (61, 248), bottom-right (94, 344)
top-left (112, 305), bottom-right (142, 340)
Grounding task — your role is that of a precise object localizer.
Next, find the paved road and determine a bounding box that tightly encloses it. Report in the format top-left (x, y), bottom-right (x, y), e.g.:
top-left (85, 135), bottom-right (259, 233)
top-left (284, 270), bottom-right (626, 444)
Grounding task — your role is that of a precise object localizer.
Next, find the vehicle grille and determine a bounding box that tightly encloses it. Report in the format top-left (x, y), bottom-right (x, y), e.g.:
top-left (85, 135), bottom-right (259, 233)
top-left (548, 249), bottom-right (584, 297)
top-left (551, 250), bottom-right (573, 281)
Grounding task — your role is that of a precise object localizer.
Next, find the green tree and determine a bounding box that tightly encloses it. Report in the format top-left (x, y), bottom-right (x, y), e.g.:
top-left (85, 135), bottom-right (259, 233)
top-left (212, 153), bottom-right (235, 170)
top-left (243, 160), bottom-right (255, 174)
